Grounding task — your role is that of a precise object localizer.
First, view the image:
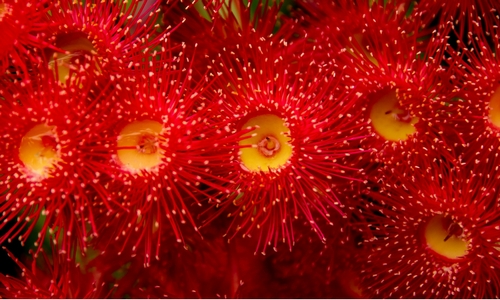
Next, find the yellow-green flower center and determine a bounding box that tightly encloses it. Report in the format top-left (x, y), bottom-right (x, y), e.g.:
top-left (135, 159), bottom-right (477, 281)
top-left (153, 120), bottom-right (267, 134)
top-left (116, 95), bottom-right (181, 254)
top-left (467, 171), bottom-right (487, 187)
top-left (116, 120), bottom-right (164, 175)
top-left (369, 91), bottom-right (419, 141)
top-left (18, 124), bottom-right (60, 180)
top-left (424, 215), bottom-right (469, 261)
top-left (239, 114), bottom-right (292, 172)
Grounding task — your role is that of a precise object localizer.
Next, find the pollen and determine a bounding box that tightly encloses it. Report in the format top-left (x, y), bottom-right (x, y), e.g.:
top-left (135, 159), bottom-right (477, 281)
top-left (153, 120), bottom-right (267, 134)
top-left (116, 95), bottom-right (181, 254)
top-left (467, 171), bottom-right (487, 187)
top-left (18, 123), bottom-right (60, 180)
top-left (239, 114), bottom-right (292, 172)
top-left (369, 90), bottom-right (419, 141)
top-left (116, 120), bottom-right (164, 175)
top-left (424, 215), bottom-right (469, 261)
top-left (488, 86), bottom-right (500, 129)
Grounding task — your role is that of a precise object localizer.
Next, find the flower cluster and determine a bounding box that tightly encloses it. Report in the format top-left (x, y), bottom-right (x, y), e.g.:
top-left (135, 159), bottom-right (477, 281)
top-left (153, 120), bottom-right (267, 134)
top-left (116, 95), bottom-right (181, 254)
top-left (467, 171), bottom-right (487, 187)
top-left (1, 0), bottom-right (500, 298)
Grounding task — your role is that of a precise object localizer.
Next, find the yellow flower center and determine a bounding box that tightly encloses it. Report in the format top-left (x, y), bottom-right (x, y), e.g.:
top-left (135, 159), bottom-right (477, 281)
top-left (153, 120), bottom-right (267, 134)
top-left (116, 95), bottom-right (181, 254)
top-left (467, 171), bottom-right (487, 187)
top-left (488, 86), bottom-right (500, 128)
top-left (424, 215), bottom-right (469, 261)
top-left (48, 32), bottom-right (99, 84)
top-left (18, 124), bottom-right (60, 180)
top-left (369, 91), bottom-right (419, 141)
top-left (239, 114), bottom-right (292, 172)
top-left (116, 120), bottom-right (164, 175)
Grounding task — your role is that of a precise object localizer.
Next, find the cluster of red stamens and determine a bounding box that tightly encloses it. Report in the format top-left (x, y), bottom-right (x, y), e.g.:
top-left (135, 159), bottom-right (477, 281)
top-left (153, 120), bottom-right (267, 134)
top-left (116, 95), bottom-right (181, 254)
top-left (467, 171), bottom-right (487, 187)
top-left (1, 0), bottom-right (500, 298)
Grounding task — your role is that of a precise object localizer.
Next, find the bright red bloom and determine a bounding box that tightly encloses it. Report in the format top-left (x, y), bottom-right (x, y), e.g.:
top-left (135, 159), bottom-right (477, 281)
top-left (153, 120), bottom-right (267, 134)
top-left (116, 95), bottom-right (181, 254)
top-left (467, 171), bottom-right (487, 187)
top-left (87, 43), bottom-right (241, 264)
top-left (296, 0), bottom-right (461, 175)
top-left (354, 158), bottom-right (500, 298)
top-left (0, 65), bottom-right (117, 256)
top-left (201, 33), bottom-right (367, 253)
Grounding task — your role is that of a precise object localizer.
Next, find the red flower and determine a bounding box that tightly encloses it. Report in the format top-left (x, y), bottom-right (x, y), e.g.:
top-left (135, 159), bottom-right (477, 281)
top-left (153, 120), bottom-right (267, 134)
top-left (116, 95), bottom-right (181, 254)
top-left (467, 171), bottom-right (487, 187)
top-left (87, 43), bottom-right (241, 264)
top-left (0, 65), bottom-right (117, 256)
top-left (202, 34), bottom-right (366, 253)
top-left (354, 158), bottom-right (500, 298)
top-left (297, 0), bottom-right (461, 175)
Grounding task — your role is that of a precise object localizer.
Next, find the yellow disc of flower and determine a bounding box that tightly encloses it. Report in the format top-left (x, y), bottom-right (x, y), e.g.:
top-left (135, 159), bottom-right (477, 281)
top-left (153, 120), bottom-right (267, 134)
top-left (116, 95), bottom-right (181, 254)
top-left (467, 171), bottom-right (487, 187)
top-left (424, 215), bottom-right (469, 260)
top-left (18, 124), bottom-right (60, 179)
top-left (370, 91), bottom-right (419, 141)
top-left (117, 120), bottom-right (164, 175)
top-left (239, 114), bottom-right (292, 172)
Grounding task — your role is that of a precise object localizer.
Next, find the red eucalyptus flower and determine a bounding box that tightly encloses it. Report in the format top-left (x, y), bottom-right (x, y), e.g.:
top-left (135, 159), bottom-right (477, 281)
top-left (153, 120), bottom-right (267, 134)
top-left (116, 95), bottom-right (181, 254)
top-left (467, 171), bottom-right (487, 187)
top-left (88, 44), bottom-right (241, 263)
top-left (0, 247), bottom-right (116, 298)
top-left (311, 5), bottom-right (462, 176)
top-left (0, 65), bottom-right (117, 256)
top-left (355, 158), bottom-right (500, 298)
top-left (286, 1), bottom-right (466, 181)
top-left (0, 0), bottom-right (53, 75)
top-left (202, 36), bottom-right (367, 253)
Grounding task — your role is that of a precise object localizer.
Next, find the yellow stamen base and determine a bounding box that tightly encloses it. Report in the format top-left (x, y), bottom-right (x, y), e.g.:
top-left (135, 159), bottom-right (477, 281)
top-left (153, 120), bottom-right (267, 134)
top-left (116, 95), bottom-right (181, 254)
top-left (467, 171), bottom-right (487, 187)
top-left (239, 114), bottom-right (292, 172)
top-left (488, 86), bottom-right (500, 128)
top-left (18, 124), bottom-right (59, 180)
top-left (424, 215), bottom-right (469, 261)
top-left (116, 120), bottom-right (164, 175)
top-left (369, 91), bottom-right (419, 141)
